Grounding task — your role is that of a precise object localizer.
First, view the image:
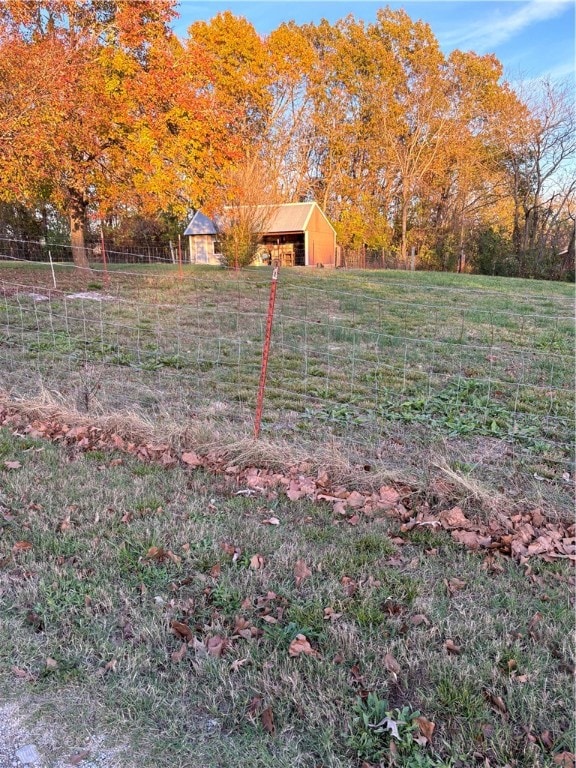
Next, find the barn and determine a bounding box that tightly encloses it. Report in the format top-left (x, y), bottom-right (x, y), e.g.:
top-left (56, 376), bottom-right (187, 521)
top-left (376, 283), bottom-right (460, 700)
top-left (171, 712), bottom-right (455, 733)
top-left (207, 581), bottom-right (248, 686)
top-left (184, 202), bottom-right (336, 267)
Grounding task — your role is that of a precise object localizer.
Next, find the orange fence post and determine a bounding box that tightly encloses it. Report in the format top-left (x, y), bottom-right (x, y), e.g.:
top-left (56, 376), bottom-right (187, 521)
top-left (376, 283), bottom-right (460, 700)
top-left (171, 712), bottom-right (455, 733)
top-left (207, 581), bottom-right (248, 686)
top-left (254, 265), bottom-right (279, 439)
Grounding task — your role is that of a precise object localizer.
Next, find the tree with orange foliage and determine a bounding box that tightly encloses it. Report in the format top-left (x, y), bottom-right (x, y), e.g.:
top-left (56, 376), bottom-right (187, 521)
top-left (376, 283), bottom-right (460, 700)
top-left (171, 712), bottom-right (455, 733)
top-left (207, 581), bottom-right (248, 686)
top-left (0, 1), bottom-right (240, 272)
top-left (0, 1), bottom-right (178, 270)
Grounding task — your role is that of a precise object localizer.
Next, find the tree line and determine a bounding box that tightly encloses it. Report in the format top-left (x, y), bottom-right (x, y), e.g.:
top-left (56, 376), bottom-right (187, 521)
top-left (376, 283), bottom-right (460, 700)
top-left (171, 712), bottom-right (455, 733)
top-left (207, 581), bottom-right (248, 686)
top-left (0, 1), bottom-right (573, 279)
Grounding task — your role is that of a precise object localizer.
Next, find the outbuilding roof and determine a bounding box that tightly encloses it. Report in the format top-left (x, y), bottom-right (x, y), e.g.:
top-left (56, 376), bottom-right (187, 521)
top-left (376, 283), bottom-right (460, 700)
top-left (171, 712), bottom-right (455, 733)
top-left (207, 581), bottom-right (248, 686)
top-left (183, 210), bottom-right (218, 236)
top-left (184, 202), bottom-right (335, 237)
top-left (264, 202), bottom-right (315, 233)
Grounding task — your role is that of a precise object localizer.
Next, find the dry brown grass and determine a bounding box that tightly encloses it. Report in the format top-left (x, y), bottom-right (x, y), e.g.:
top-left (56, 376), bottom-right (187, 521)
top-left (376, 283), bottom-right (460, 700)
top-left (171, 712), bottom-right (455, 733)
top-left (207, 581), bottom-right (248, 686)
top-left (4, 390), bottom-right (569, 532)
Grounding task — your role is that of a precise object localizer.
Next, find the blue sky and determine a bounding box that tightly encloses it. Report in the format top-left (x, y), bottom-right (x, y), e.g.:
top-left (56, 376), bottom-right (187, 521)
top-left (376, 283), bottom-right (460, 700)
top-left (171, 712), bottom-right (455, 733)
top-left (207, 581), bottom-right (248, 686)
top-left (174, 0), bottom-right (575, 83)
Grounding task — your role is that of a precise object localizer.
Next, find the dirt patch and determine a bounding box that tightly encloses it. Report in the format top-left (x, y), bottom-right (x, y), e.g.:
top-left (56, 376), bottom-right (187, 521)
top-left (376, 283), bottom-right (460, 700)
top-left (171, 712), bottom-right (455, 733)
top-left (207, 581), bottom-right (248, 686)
top-left (0, 697), bottom-right (128, 768)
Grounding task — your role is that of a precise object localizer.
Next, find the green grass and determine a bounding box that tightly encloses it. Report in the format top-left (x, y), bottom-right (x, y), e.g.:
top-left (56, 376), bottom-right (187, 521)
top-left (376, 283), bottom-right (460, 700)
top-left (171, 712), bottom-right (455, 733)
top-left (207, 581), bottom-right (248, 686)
top-left (0, 428), bottom-right (574, 767)
top-left (0, 262), bottom-right (573, 515)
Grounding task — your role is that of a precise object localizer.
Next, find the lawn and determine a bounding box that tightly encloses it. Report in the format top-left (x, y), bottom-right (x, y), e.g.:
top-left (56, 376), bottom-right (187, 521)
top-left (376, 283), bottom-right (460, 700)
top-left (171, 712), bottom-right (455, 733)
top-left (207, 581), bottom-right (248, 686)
top-left (0, 262), bottom-right (573, 516)
top-left (0, 261), bottom-right (573, 765)
top-left (0, 425), bottom-right (574, 767)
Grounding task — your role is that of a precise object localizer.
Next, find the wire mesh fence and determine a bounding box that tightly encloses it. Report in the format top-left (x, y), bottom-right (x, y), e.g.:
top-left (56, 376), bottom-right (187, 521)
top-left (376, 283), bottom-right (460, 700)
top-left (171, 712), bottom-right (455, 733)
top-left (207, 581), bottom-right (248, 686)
top-left (0, 236), bottom-right (177, 264)
top-left (0, 246), bottom-right (573, 501)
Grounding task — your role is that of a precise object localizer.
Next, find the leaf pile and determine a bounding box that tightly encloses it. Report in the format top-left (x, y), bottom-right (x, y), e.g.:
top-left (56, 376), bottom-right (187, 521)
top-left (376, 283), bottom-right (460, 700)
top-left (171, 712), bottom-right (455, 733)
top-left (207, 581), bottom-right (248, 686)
top-left (0, 404), bottom-right (574, 566)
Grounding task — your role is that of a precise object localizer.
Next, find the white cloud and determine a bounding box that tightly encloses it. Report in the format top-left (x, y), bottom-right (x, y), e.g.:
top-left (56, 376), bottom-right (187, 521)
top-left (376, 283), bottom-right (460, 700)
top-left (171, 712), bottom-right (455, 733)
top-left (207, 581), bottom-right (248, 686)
top-left (444, 0), bottom-right (574, 51)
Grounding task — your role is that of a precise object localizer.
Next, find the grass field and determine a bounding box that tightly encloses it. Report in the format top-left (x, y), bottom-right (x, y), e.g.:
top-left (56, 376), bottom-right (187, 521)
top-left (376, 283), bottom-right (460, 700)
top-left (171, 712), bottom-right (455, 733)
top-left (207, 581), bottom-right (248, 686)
top-left (0, 426), bottom-right (574, 767)
top-left (0, 262), bottom-right (573, 516)
top-left (0, 263), bottom-right (574, 766)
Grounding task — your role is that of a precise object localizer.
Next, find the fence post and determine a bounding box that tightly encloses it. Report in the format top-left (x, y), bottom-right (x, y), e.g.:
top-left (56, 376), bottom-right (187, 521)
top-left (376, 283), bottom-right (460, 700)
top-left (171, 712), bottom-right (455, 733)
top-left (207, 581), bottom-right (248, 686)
top-left (48, 249), bottom-right (57, 289)
top-left (100, 227), bottom-right (109, 287)
top-left (177, 234), bottom-right (183, 281)
top-left (254, 265), bottom-right (279, 439)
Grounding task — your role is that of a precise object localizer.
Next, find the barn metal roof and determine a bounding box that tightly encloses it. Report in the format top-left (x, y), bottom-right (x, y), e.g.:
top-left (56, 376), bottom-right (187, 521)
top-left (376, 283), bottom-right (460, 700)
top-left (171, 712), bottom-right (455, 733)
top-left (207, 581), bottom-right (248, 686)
top-left (184, 202), bottom-right (335, 236)
top-left (263, 202), bottom-right (315, 233)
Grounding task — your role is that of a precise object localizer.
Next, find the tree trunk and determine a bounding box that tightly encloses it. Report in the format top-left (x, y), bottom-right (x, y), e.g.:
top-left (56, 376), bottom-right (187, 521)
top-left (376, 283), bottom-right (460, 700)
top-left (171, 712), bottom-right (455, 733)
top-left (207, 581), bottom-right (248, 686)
top-left (68, 192), bottom-right (91, 274)
top-left (560, 220), bottom-right (575, 278)
top-left (400, 198), bottom-right (408, 267)
top-left (457, 221), bottom-right (466, 273)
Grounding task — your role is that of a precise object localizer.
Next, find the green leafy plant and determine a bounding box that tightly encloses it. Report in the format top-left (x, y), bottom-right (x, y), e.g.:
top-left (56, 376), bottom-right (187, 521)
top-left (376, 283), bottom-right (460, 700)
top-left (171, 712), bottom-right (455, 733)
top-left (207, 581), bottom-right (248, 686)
top-left (348, 693), bottom-right (447, 767)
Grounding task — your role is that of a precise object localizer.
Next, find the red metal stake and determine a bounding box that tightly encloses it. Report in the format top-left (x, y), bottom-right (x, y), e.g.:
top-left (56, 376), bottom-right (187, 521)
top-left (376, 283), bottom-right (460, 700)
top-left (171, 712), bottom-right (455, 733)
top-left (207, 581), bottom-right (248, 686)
top-left (100, 226), bottom-right (109, 287)
top-left (254, 265), bottom-right (279, 439)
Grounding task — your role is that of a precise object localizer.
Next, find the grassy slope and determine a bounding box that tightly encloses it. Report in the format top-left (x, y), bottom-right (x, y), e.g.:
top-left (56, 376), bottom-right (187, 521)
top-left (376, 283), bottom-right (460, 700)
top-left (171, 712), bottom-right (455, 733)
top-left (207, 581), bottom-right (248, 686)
top-left (0, 426), bottom-right (573, 767)
top-left (0, 263), bottom-right (573, 517)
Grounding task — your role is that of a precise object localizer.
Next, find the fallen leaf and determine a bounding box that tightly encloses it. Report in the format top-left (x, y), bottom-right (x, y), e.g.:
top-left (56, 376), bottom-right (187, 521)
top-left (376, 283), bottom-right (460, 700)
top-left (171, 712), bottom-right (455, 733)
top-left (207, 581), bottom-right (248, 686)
top-left (286, 480), bottom-right (306, 501)
top-left (288, 634), bottom-right (319, 658)
top-left (230, 657), bottom-right (248, 672)
top-left (379, 486), bottom-right (400, 506)
top-left (540, 730), bottom-right (554, 749)
top-left (45, 657), bottom-right (58, 670)
top-left (209, 563), bottom-right (221, 578)
top-left (262, 516), bottom-right (280, 526)
top-left (485, 691), bottom-right (507, 713)
top-left (333, 501), bottom-right (347, 516)
top-left (294, 559), bottom-right (312, 587)
top-left (445, 577), bottom-right (467, 595)
top-left (439, 506), bottom-right (472, 529)
top-left (67, 751), bottom-right (91, 766)
top-left (171, 642), bottom-right (187, 663)
top-left (12, 541), bottom-right (33, 554)
top-left (347, 490), bottom-right (366, 509)
top-left (528, 612), bottom-right (543, 634)
top-left (260, 706), bottom-right (275, 734)
top-left (444, 639), bottom-right (462, 655)
top-left (340, 576), bottom-right (357, 596)
top-left (451, 530), bottom-right (492, 549)
top-left (410, 613), bottom-right (430, 627)
top-left (247, 695), bottom-right (263, 716)
top-left (250, 554), bottom-right (265, 570)
top-left (415, 716), bottom-right (435, 745)
top-left (170, 620), bottom-right (194, 641)
top-left (206, 635), bottom-right (226, 658)
top-left (368, 715), bottom-right (399, 740)
top-left (146, 546), bottom-right (167, 561)
top-left (553, 752), bottom-right (575, 767)
top-left (384, 652), bottom-right (401, 678)
top-left (349, 664), bottom-right (364, 683)
top-left (3, 460), bottom-right (22, 470)
top-left (323, 607), bottom-right (342, 622)
top-left (181, 451), bottom-right (203, 467)
top-left (12, 667), bottom-right (36, 681)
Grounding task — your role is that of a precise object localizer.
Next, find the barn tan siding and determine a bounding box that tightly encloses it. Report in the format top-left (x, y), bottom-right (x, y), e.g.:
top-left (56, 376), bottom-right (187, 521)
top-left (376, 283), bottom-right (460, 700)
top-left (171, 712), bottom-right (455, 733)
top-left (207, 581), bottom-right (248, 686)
top-left (307, 206), bottom-right (336, 266)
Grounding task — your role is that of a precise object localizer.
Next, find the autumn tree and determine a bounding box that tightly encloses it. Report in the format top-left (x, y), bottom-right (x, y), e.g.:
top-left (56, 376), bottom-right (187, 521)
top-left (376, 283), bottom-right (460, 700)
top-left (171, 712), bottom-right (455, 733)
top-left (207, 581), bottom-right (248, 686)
top-left (422, 50), bottom-right (520, 272)
top-left (0, 1), bottom-right (241, 273)
top-left (0, 1), bottom-right (180, 271)
top-left (495, 78), bottom-right (576, 277)
top-left (215, 158), bottom-right (280, 269)
top-left (185, 12), bottom-right (272, 152)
